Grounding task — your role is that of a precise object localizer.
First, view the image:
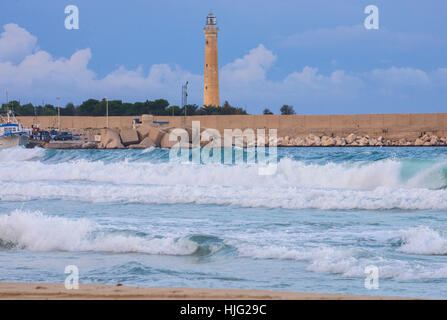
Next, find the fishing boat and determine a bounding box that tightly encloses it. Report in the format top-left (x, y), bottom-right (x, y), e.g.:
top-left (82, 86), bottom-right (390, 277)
top-left (0, 111), bottom-right (29, 148)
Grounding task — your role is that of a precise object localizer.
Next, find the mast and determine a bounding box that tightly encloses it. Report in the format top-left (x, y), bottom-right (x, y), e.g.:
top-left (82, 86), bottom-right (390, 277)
top-left (5, 88), bottom-right (10, 122)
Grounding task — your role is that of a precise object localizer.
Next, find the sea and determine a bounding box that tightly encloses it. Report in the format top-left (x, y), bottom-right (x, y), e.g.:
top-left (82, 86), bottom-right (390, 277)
top-left (1, 146), bottom-right (447, 298)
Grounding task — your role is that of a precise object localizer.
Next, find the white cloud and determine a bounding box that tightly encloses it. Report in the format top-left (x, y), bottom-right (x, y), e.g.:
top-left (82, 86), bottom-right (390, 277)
top-left (221, 44), bottom-right (276, 83)
top-left (0, 23), bottom-right (201, 106)
top-left (281, 25), bottom-right (446, 51)
top-left (369, 67), bottom-right (430, 86)
top-left (0, 23), bottom-right (37, 64)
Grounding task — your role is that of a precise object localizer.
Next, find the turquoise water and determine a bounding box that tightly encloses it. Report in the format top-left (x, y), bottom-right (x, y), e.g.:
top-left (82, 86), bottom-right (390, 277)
top-left (1, 147), bottom-right (447, 298)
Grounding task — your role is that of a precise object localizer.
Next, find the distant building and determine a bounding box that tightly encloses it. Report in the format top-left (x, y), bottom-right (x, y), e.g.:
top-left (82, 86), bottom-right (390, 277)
top-left (203, 13), bottom-right (220, 107)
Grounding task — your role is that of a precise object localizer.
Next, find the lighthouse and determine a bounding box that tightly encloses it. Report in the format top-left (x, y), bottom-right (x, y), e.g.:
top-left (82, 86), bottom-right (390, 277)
top-left (203, 13), bottom-right (220, 107)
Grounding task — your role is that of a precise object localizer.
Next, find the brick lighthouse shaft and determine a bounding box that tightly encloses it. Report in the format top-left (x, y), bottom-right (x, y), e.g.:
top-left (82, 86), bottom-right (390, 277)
top-left (203, 13), bottom-right (220, 107)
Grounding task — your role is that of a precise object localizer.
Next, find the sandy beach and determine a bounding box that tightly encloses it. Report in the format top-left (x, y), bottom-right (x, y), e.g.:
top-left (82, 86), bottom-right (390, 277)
top-left (0, 282), bottom-right (412, 300)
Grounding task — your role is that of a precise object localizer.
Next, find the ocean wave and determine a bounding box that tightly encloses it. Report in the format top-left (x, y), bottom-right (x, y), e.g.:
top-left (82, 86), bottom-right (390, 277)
top-left (234, 242), bottom-right (447, 280)
top-left (2, 181), bottom-right (447, 210)
top-left (0, 147), bottom-right (45, 162)
top-left (349, 226), bottom-right (447, 255)
top-left (2, 210), bottom-right (447, 281)
top-left (0, 210), bottom-right (224, 256)
top-left (2, 148), bottom-right (447, 209)
top-left (1, 154), bottom-right (446, 190)
top-left (398, 226), bottom-right (447, 255)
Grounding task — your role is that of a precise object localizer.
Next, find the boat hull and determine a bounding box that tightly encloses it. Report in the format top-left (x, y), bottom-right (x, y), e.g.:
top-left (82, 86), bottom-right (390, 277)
top-left (0, 134), bottom-right (29, 149)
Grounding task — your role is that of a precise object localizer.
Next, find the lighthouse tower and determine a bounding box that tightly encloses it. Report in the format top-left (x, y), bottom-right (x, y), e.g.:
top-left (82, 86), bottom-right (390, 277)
top-left (203, 13), bottom-right (220, 107)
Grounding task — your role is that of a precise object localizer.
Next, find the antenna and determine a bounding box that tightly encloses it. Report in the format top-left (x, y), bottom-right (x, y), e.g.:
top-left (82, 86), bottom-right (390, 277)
top-left (182, 81), bottom-right (188, 116)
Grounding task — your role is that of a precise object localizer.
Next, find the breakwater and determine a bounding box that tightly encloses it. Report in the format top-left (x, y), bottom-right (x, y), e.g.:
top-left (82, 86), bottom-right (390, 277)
top-left (17, 113), bottom-right (447, 140)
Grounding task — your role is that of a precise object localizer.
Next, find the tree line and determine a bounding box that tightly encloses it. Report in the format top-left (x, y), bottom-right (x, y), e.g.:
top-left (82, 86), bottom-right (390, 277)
top-left (1, 98), bottom-right (295, 116)
top-left (1, 99), bottom-right (250, 116)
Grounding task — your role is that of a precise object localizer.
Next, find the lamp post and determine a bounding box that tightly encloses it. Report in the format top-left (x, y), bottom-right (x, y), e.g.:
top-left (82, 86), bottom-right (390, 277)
top-left (104, 97), bottom-right (109, 129)
top-left (56, 97), bottom-right (60, 132)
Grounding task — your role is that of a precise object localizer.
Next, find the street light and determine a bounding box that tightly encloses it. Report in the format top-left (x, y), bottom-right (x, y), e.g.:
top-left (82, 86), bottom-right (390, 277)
top-left (104, 97), bottom-right (109, 129)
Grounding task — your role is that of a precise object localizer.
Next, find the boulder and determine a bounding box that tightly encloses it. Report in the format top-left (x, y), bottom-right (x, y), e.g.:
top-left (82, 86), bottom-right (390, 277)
top-left (120, 128), bottom-right (140, 146)
top-left (429, 136), bottom-right (439, 145)
top-left (321, 136), bottom-right (334, 147)
top-left (305, 134), bottom-right (321, 146)
top-left (294, 137), bottom-right (306, 146)
top-left (345, 133), bottom-right (356, 144)
top-left (334, 137), bottom-right (346, 146)
top-left (357, 137), bottom-right (369, 146)
top-left (201, 129), bottom-right (224, 148)
top-left (81, 141), bottom-right (97, 149)
top-left (136, 125), bottom-right (151, 140)
top-left (369, 138), bottom-right (378, 146)
top-left (274, 137), bottom-right (282, 146)
top-left (100, 129), bottom-right (124, 149)
top-left (421, 134), bottom-right (431, 142)
top-left (414, 138), bottom-right (424, 146)
top-left (148, 126), bottom-right (165, 146)
top-left (160, 129), bottom-right (190, 149)
top-left (106, 139), bottom-right (124, 149)
top-left (128, 137), bottom-right (156, 149)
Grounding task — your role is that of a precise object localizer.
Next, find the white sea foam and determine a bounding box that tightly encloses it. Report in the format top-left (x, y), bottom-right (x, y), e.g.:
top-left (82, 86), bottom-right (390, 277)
top-left (0, 210), bottom-right (198, 255)
top-left (141, 146), bottom-right (156, 154)
top-left (2, 210), bottom-right (447, 281)
top-left (234, 242), bottom-right (447, 280)
top-left (352, 226), bottom-right (447, 255)
top-left (0, 147), bottom-right (44, 162)
top-left (2, 181), bottom-right (447, 210)
top-left (0, 157), bottom-right (417, 189)
top-left (1, 156), bottom-right (447, 209)
top-left (398, 226), bottom-right (447, 255)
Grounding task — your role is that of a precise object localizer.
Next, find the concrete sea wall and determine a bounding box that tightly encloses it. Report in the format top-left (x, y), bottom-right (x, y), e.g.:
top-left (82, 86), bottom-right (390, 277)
top-left (17, 113), bottom-right (447, 140)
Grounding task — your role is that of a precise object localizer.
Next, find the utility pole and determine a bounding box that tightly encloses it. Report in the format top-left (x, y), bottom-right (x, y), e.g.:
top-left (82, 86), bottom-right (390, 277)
top-left (5, 89), bottom-right (8, 113)
top-left (56, 97), bottom-right (60, 132)
top-left (182, 81), bottom-right (188, 115)
top-left (104, 97), bottom-right (109, 128)
top-left (182, 81), bottom-right (188, 127)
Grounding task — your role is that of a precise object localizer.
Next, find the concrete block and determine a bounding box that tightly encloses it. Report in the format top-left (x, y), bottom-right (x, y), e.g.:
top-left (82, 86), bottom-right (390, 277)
top-left (120, 128), bottom-right (139, 146)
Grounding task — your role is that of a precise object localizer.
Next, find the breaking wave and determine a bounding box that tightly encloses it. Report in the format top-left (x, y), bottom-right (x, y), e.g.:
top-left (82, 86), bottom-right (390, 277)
top-left (1, 148), bottom-right (447, 209)
top-left (0, 210), bottom-right (225, 256)
top-left (1, 210), bottom-right (447, 281)
top-left (398, 226), bottom-right (447, 255)
top-left (234, 226), bottom-right (447, 280)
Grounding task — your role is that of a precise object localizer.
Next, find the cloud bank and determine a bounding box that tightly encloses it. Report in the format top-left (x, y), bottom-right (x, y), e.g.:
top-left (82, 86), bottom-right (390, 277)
top-left (1, 23), bottom-right (446, 114)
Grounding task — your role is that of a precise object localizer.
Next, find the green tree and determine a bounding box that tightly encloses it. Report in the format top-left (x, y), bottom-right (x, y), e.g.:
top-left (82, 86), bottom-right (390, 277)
top-left (147, 99), bottom-right (170, 115)
top-left (17, 103), bottom-right (35, 116)
top-left (166, 105), bottom-right (181, 116)
top-left (280, 104), bottom-right (295, 115)
top-left (263, 108), bottom-right (274, 115)
top-left (180, 104), bottom-right (199, 116)
top-left (62, 103), bottom-right (76, 116)
top-left (41, 104), bottom-right (57, 116)
top-left (79, 99), bottom-right (100, 116)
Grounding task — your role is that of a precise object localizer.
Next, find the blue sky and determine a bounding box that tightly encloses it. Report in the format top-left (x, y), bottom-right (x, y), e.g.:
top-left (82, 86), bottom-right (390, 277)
top-left (0, 0), bottom-right (446, 114)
